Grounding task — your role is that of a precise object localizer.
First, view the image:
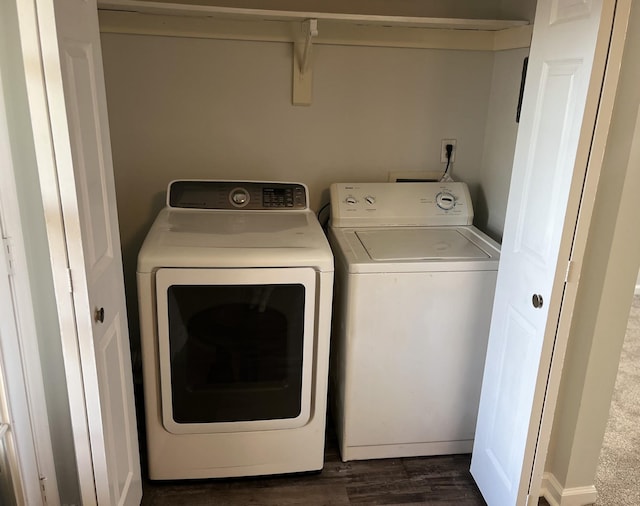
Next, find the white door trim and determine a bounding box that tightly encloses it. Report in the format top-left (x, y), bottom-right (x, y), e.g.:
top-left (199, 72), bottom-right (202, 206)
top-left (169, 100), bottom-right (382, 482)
top-left (0, 57), bottom-right (60, 505)
top-left (541, 472), bottom-right (598, 506)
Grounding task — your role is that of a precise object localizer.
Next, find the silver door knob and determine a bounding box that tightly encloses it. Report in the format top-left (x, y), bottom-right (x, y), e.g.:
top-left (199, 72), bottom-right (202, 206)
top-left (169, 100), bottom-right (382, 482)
top-left (95, 307), bottom-right (105, 323)
top-left (532, 294), bottom-right (544, 309)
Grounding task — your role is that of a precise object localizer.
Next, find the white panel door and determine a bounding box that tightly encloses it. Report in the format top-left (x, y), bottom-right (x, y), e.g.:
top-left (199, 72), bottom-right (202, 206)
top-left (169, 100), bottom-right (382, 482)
top-left (471, 1), bottom-right (614, 505)
top-left (36, 0), bottom-right (142, 504)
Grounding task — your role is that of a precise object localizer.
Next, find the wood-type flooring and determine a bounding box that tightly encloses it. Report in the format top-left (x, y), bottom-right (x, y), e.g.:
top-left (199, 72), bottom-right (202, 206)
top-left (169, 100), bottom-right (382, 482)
top-left (141, 422), bottom-right (488, 505)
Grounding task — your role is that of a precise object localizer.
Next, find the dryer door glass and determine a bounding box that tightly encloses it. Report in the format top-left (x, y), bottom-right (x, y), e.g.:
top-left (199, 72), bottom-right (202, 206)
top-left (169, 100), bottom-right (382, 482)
top-left (155, 268), bottom-right (316, 434)
top-left (167, 283), bottom-right (304, 423)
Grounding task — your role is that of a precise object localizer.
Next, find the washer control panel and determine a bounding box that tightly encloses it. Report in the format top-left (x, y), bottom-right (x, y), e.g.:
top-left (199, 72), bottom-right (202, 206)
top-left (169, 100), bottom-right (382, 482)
top-left (168, 180), bottom-right (308, 210)
top-left (330, 182), bottom-right (473, 228)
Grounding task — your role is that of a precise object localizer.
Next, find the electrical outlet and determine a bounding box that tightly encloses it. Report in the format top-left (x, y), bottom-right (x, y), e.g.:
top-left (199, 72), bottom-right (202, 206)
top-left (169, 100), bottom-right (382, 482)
top-left (440, 139), bottom-right (457, 163)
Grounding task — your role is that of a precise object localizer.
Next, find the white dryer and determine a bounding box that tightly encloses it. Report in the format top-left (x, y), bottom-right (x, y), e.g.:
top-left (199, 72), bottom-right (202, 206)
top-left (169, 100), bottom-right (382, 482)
top-left (328, 182), bottom-right (500, 462)
top-left (137, 180), bottom-right (334, 479)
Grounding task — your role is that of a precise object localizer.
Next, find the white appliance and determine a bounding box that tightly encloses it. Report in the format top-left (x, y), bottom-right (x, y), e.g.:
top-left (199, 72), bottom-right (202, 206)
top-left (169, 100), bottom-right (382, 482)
top-left (137, 180), bottom-right (334, 479)
top-left (328, 182), bottom-right (500, 461)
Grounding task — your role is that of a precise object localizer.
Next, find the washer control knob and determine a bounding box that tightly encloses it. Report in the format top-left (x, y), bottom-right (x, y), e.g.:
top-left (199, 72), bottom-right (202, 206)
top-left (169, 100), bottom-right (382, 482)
top-left (436, 191), bottom-right (456, 211)
top-left (230, 187), bottom-right (250, 207)
top-left (364, 195), bottom-right (376, 205)
top-left (345, 196), bottom-right (358, 205)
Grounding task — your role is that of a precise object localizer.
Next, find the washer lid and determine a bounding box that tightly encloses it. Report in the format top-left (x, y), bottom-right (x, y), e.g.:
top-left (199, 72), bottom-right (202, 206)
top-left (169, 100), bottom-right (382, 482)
top-left (356, 229), bottom-right (490, 261)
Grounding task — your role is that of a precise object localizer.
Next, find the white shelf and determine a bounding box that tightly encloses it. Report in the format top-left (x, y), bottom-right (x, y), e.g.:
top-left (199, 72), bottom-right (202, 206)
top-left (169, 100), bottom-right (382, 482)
top-left (97, 0), bottom-right (532, 105)
top-left (98, 0), bottom-right (529, 31)
top-left (98, 9), bottom-right (532, 52)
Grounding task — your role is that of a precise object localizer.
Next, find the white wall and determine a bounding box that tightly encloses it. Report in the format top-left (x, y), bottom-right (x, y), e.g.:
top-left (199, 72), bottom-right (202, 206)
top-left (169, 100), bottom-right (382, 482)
top-left (0, 1), bottom-right (81, 503)
top-left (100, 33), bottom-right (499, 342)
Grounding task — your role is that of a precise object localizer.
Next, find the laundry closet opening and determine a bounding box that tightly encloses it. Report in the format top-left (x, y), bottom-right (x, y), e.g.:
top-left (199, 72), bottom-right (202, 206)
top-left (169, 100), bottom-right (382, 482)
top-left (98, 0), bottom-right (534, 490)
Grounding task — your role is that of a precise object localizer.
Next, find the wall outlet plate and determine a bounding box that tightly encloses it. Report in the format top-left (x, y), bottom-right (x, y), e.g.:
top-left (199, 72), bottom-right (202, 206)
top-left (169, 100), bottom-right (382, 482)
top-left (441, 139), bottom-right (457, 163)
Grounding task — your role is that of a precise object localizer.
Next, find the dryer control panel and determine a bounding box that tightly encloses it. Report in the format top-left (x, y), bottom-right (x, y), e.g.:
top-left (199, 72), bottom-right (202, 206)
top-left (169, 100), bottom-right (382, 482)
top-left (167, 180), bottom-right (308, 210)
top-left (330, 182), bottom-right (473, 228)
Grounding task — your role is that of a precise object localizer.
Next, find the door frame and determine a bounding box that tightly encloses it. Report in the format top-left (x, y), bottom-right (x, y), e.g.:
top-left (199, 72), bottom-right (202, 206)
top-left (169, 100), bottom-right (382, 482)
top-left (0, 42), bottom-right (60, 505)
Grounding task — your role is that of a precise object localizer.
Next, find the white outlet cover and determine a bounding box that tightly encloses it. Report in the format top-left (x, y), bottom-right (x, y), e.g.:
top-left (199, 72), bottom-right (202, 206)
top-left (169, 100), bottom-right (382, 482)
top-left (441, 139), bottom-right (457, 163)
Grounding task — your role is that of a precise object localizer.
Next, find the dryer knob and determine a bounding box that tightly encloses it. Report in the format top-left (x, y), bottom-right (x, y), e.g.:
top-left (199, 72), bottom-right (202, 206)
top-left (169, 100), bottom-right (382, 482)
top-left (230, 188), bottom-right (250, 207)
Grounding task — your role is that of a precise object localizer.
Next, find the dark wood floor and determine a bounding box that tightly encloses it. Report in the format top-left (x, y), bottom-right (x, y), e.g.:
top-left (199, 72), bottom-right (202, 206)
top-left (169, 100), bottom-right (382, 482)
top-left (141, 422), bottom-right (488, 505)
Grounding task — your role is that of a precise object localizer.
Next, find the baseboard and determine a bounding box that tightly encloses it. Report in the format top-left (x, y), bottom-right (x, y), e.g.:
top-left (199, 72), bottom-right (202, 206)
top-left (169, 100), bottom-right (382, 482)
top-left (541, 473), bottom-right (598, 506)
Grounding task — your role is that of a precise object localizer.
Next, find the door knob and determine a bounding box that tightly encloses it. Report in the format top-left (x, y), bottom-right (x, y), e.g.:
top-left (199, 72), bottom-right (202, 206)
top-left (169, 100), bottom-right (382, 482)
top-left (95, 307), bottom-right (105, 323)
top-left (532, 294), bottom-right (544, 309)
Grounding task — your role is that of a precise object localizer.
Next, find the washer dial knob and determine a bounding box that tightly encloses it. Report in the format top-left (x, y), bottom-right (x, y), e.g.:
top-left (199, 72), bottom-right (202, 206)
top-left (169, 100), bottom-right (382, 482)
top-left (230, 187), bottom-right (250, 207)
top-left (436, 191), bottom-right (456, 211)
top-left (364, 195), bottom-right (376, 205)
top-left (345, 196), bottom-right (358, 205)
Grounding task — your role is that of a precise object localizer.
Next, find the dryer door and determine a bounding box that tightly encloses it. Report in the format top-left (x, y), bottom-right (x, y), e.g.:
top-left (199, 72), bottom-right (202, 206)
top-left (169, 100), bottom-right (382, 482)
top-left (155, 267), bottom-right (317, 434)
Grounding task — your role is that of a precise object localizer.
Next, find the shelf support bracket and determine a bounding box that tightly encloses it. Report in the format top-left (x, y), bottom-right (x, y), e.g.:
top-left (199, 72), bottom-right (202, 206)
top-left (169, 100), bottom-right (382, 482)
top-left (292, 19), bottom-right (318, 106)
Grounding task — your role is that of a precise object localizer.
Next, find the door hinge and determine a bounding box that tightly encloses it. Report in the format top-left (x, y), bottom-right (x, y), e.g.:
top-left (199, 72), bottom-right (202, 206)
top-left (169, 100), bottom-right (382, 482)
top-left (39, 475), bottom-right (48, 505)
top-left (2, 237), bottom-right (14, 277)
top-left (564, 259), bottom-right (576, 283)
top-left (66, 268), bottom-right (73, 293)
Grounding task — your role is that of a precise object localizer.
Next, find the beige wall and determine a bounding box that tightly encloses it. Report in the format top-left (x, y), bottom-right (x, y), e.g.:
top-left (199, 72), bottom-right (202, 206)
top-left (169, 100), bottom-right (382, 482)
top-left (102, 36), bottom-right (492, 213)
top-left (544, 0), bottom-right (640, 493)
top-left (101, 33), bottom-right (512, 342)
top-left (477, 47), bottom-right (528, 242)
top-left (499, 0), bottom-right (538, 23)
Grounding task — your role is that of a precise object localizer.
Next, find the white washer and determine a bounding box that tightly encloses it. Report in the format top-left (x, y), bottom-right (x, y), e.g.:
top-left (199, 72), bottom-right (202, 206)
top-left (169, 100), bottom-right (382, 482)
top-left (328, 182), bottom-right (500, 462)
top-left (137, 180), bottom-right (334, 479)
